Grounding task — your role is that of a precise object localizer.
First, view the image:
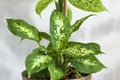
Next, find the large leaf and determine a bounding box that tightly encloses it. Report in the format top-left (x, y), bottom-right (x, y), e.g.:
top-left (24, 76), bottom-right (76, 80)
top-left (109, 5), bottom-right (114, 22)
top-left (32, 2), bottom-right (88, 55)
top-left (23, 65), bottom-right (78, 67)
top-left (7, 19), bottom-right (40, 43)
top-left (63, 42), bottom-right (102, 58)
top-left (50, 11), bottom-right (71, 51)
top-left (68, 0), bottom-right (107, 12)
top-left (36, 0), bottom-right (53, 15)
top-left (71, 14), bottom-right (94, 33)
top-left (25, 52), bottom-right (53, 77)
top-left (39, 32), bottom-right (50, 41)
top-left (48, 62), bottom-right (64, 80)
top-left (69, 56), bottom-right (106, 73)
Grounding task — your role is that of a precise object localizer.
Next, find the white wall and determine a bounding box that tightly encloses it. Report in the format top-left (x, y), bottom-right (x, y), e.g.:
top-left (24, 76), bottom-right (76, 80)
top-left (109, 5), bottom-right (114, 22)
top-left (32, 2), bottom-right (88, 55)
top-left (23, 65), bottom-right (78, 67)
top-left (0, 0), bottom-right (120, 80)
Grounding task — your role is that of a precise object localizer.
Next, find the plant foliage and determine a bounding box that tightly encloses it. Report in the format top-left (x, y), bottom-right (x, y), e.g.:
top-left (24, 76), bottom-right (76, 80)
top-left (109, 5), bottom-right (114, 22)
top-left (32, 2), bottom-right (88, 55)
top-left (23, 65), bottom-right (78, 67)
top-left (7, 0), bottom-right (107, 80)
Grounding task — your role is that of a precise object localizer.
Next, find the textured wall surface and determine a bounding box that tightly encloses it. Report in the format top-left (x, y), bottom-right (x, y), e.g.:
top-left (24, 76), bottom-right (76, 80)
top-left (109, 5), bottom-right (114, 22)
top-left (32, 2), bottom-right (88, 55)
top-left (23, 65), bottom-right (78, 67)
top-left (0, 0), bottom-right (120, 80)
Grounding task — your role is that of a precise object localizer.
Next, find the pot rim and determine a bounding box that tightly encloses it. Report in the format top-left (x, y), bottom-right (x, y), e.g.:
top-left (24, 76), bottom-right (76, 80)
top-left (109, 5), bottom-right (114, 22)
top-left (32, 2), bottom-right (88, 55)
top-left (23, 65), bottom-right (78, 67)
top-left (68, 74), bottom-right (92, 80)
top-left (22, 70), bottom-right (91, 80)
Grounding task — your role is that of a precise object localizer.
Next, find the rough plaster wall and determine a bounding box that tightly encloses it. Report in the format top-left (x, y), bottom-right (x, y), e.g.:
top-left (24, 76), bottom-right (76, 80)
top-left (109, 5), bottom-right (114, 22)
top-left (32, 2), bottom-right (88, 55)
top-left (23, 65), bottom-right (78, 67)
top-left (0, 0), bottom-right (120, 80)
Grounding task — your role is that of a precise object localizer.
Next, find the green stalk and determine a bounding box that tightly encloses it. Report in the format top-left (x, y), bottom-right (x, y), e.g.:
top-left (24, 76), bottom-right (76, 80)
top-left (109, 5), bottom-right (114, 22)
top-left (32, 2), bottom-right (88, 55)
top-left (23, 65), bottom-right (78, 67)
top-left (58, 0), bottom-right (64, 12)
top-left (54, 0), bottom-right (59, 11)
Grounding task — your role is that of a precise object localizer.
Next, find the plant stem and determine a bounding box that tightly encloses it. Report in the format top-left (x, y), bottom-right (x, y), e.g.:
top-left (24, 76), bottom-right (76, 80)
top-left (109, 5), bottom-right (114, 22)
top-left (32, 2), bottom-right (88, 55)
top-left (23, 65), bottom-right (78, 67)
top-left (54, 0), bottom-right (59, 11)
top-left (64, 0), bottom-right (67, 16)
top-left (63, 70), bottom-right (82, 79)
top-left (58, 0), bottom-right (64, 12)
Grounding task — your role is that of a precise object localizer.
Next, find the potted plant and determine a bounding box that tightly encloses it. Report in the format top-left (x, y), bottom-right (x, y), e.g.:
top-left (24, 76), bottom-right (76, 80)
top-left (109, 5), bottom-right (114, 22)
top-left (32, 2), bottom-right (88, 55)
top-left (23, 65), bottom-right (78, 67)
top-left (6, 0), bottom-right (107, 80)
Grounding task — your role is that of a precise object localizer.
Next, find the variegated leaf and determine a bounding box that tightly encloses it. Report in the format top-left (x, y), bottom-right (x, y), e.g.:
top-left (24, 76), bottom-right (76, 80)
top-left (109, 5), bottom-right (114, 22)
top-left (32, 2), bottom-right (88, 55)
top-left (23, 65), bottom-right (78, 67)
top-left (69, 56), bottom-right (106, 73)
top-left (25, 52), bottom-right (53, 77)
top-left (48, 61), bottom-right (64, 80)
top-left (50, 11), bottom-right (71, 51)
top-left (63, 42), bottom-right (102, 58)
top-left (7, 19), bottom-right (40, 43)
top-left (68, 0), bottom-right (107, 12)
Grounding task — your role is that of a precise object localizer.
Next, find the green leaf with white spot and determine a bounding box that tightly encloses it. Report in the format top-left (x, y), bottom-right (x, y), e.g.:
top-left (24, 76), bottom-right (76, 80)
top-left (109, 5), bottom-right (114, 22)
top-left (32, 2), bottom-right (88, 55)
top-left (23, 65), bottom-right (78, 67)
top-left (25, 52), bottom-right (53, 77)
top-left (50, 11), bottom-right (71, 51)
top-left (68, 0), bottom-right (107, 12)
top-left (36, 0), bottom-right (53, 15)
top-left (48, 61), bottom-right (64, 80)
top-left (7, 19), bottom-right (40, 43)
top-left (69, 56), bottom-right (106, 73)
top-left (71, 14), bottom-right (95, 33)
top-left (39, 32), bottom-right (50, 41)
top-left (63, 42), bottom-right (102, 58)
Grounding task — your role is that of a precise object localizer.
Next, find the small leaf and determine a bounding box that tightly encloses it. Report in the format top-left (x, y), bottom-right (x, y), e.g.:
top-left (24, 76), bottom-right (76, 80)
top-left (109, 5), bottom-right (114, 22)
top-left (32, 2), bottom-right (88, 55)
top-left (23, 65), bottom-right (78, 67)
top-left (67, 6), bottom-right (72, 21)
top-left (71, 14), bottom-right (95, 33)
top-left (25, 52), bottom-right (53, 77)
top-left (69, 56), bottom-right (106, 73)
top-left (39, 32), bottom-right (50, 41)
top-left (48, 61), bottom-right (64, 80)
top-left (36, 0), bottom-right (53, 15)
top-left (47, 43), bottom-right (56, 57)
top-left (68, 0), bottom-right (107, 12)
top-left (47, 42), bottom-right (52, 50)
top-left (50, 10), bottom-right (71, 51)
top-left (33, 46), bottom-right (46, 53)
top-left (7, 19), bottom-right (40, 43)
top-left (47, 42), bottom-right (54, 52)
top-left (63, 42), bottom-right (102, 58)
top-left (34, 68), bottom-right (48, 79)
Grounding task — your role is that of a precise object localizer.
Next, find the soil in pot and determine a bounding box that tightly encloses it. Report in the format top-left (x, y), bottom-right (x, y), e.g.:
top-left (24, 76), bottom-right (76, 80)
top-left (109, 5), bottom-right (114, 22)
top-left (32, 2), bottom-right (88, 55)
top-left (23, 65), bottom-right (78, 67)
top-left (22, 70), bottom-right (91, 80)
top-left (64, 67), bottom-right (91, 80)
top-left (67, 75), bottom-right (91, 80)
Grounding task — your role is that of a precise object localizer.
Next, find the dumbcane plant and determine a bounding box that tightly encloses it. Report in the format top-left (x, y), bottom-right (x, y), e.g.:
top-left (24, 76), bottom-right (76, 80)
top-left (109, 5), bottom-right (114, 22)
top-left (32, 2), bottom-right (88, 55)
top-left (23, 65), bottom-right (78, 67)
top-left (7, 0), bottom-right (107, 80)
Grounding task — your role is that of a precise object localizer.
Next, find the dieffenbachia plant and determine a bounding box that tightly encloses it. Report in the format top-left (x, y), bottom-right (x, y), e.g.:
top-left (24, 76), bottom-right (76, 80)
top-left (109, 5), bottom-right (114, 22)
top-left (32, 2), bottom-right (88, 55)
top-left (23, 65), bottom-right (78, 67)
top-left (7, 0), bottom-right (107, 80)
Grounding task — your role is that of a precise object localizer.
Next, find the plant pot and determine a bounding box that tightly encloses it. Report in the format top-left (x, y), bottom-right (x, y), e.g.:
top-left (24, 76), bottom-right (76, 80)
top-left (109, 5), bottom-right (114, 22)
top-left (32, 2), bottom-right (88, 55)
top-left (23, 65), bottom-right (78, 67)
top-left (22, 71), bottom-right (91, 80)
